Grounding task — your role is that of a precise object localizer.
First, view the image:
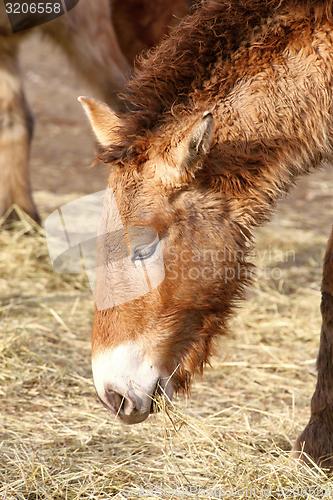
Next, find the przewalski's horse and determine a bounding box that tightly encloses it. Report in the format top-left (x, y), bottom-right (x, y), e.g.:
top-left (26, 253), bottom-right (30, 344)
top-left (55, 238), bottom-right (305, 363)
top-left (0, 0), bottom-right (191, 223)
top-left (80, 0), bottom-right (333, 467)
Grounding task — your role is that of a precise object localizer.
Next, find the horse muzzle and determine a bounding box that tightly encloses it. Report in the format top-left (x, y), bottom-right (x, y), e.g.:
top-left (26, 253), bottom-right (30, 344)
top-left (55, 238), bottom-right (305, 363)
top-left (92, 342), bottom-right (174, 424)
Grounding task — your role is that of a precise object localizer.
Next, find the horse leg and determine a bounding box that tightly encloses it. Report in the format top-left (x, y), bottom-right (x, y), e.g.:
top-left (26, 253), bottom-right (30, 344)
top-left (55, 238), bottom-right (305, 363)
top-left (41, 0), bottom-right (131, 111)
top-left (112, 0), bottom-right (194, 65)
top-left (0, 41), bottom-right (39, 223)
top-left (294, 226), bottom-right (333, 468)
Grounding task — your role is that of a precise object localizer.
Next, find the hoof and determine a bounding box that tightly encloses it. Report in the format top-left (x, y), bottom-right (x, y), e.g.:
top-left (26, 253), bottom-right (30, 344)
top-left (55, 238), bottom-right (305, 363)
top-left (294, 414), bottom-right (333, 470)
top-left (0, 205), bottom-right (41, 227)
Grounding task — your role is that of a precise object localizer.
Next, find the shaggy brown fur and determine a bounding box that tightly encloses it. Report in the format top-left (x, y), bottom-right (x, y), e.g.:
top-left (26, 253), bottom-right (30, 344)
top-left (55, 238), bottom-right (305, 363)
top-left (0, 0), bottom-right (191, 222)
top-left (89, 0), bottom-right (333, 467)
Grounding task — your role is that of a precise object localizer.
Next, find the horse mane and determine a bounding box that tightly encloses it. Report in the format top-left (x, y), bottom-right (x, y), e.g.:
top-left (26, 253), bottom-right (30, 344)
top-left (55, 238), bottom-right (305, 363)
top-left (101, 0), bottom-right (333, 164)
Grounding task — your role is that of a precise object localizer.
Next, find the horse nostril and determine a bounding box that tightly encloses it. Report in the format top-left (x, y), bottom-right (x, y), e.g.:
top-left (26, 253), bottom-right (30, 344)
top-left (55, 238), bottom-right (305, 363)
top-left (104, 387), bottom-right (123, 414)
top-left (104, 386), bottom-right (136, 416)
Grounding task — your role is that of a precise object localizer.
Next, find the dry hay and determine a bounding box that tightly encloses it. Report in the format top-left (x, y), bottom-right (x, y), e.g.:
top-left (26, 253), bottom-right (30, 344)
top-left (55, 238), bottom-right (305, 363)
top-left (1, 182), bottom-right (333, 499)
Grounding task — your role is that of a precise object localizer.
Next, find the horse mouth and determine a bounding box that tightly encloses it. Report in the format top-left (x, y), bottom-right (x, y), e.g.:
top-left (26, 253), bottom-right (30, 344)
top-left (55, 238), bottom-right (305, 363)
top-left (95, 375), bottom-right (173, 422)
top-left (149, 377), bottom-right (173, 414)
top-left (149, 380), bottom-right (161, 414)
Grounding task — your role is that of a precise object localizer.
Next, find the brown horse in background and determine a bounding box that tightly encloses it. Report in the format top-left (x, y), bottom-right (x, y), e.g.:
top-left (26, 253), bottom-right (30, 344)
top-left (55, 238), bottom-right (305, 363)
top-left (0, 0), bottom-right (192, 223)
top-left (80, 0), bottom-right (333, 469)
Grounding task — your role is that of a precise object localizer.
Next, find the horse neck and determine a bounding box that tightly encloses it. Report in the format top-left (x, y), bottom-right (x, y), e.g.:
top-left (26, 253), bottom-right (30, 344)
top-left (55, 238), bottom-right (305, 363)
top-left (202, 14), bottom-right (333, 229)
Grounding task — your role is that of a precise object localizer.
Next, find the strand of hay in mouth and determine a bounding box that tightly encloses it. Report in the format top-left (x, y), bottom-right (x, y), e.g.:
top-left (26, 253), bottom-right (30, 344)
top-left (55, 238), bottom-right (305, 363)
top-left (1, 199), bottom-right (333, 499)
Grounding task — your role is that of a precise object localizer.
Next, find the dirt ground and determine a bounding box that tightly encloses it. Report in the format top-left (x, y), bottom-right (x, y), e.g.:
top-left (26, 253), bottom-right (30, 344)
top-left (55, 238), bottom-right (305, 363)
top-left (1, 33), bottom-right (333, 498)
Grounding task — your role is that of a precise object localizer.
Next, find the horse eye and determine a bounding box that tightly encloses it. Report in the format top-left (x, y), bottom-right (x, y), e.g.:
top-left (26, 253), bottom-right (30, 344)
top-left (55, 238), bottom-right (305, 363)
top-left (132, 239), bottom-right (159, 262)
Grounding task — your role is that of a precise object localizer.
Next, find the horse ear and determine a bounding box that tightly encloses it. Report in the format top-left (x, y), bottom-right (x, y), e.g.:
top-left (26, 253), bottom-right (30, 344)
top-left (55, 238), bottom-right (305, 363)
top-left (78, 96), bottom-right (120, 146)
top-left (152, 112), bottom-right (215, 188)
top-left (180, 112), bottom-right (214, 169)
